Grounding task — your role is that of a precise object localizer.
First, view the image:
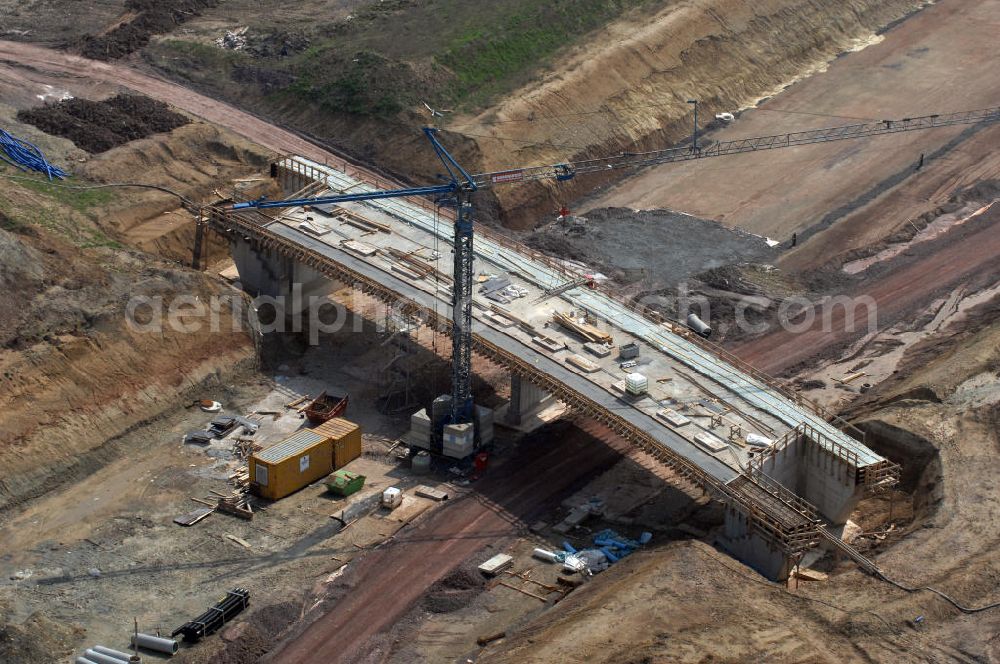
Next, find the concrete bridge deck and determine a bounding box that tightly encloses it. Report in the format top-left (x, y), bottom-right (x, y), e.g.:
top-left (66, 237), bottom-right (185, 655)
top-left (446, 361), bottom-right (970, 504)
top-left (208, 156), bottom-right (898, 571)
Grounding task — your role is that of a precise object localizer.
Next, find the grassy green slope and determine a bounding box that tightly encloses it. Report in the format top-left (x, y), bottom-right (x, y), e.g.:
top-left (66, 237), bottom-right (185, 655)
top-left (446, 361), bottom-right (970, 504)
top-left (149, 0), bottom-right (666, 118)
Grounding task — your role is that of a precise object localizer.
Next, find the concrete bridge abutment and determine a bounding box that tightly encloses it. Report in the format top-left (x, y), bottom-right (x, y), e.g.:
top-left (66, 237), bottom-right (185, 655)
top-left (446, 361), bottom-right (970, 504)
top-left (232, 239), bottom-right (335, 314)
top-left (754, 430), bottom-right (865, 526)
top-left (721, 509), bottom-right (798, 581)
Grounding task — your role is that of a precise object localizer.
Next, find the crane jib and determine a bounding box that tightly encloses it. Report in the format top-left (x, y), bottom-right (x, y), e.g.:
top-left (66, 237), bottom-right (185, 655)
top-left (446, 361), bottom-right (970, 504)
top-left (225, 104), bottom-right (1000, 434)
top-left (471, 105), bottom-right (1000, 189)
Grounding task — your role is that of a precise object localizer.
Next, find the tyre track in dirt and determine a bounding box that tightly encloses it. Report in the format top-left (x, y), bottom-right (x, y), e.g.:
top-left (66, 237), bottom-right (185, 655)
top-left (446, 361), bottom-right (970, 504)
top-left (731, 205), bottom-right (1000, 374)
top-left (266, 424), bottom-right (625, 664)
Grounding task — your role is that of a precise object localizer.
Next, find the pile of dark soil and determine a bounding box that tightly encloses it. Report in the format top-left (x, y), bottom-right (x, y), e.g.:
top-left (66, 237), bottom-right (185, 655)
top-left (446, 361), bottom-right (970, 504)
top-left (77, 0), bottom-right (220, 60)
top-left (244, 29), bottom-right (311, 59)
top-left (17, 94), bottom-right (189, 154)
top-left (525, 207), bottom-right (779, 290)
top-left (179, 601), bottom-right (301, 664)
top-left (421, 566), bottom-right (486, 614)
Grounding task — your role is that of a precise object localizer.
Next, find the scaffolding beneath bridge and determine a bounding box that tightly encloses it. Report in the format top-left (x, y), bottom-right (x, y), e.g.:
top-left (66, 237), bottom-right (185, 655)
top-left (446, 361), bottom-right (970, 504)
top-left (205, 202), bottom-right (879, 558)
top-left (204, 149), bottom-right (908, 565)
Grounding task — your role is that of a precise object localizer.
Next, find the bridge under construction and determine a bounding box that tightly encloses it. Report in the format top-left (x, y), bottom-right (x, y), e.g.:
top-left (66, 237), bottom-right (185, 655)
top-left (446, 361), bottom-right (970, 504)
top-left (205, 154), bottom-right (900, 579)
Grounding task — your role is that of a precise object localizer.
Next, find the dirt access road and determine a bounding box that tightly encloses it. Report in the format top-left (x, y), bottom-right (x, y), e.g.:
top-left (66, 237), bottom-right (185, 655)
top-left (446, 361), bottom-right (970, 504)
top-left (0, 40), bottom-right (384, 179)
top-left (732, 205), bottom-right (1000, 375)
top-left (266, 423), bottom-right (624, 663)
top-left (583, 0), bottom-right (1000, 247)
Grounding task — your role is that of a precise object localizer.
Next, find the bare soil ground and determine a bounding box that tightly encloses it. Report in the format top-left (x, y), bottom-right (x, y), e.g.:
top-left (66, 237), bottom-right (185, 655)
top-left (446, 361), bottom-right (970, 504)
top-left (0, 304), bottom-right (448, 662)
top-left (524, 206), bottom-right (778, 294)
top-left (584, 0), bottom-right (1000, 255)
top-left (0, 1), bottom-right (123, 46)
top-left (370, 419), bottom-right (719, 663)
top-left (263, 418), bottom-right (627, 664)
top-left (733, 205), bottom-right (1000, 376)
top-left (0, 269), bottom-right (526, 653)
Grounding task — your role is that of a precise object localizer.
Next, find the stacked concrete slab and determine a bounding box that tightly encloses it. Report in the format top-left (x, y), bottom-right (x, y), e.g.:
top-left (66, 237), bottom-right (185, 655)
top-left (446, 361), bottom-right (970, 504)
top-left (406, 408), bottom-right (432, 449)
top-left (407, 399), bottom-right (494, 458)
top-left (443, 422), bottom-right (474, 458)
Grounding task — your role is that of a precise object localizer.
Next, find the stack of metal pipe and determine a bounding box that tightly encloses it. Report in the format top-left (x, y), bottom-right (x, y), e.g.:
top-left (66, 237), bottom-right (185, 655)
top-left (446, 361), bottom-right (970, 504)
top-left (0, 129), bottom-right (67, 180)
top-left (75, 644), bottom-right (142, 664)
top-left (171, 587), bottom-right (250, 642)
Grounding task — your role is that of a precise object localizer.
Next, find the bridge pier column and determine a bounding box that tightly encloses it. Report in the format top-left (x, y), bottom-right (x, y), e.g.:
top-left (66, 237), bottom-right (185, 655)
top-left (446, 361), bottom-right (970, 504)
top-left (505, 373), bottom-right (554, 426)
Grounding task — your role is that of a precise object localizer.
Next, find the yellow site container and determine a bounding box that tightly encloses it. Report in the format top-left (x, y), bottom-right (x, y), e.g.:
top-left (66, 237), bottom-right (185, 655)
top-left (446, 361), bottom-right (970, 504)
top-left (311, 418), bottom-right (362, 470)
top-left (250, 429), bottom-right (333, 501)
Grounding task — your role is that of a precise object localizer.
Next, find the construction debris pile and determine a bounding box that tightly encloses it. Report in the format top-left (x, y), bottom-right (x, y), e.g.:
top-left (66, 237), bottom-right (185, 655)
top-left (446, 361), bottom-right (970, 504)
top-left (216, 26), bottom-right (249, 50)
top-left (479, 274), bottom-right (528, 304)
top-left (217, 467), bottom-right (253, 520)
top-left (214, 26), bottom-right (311, 58)
top-left (175, 407), bottom-right (259, 526)
top-left (534, 529), bottom-right (652, 575)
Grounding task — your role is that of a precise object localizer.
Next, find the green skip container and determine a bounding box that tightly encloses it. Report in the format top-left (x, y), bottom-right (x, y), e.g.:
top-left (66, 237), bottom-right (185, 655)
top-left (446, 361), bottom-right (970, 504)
top-left (326, 469), bottom-right (366, 497)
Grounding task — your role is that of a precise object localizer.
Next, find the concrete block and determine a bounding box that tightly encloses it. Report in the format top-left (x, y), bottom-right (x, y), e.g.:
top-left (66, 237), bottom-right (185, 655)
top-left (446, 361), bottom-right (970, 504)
top-left (584, 342), bottom-right (612, 358)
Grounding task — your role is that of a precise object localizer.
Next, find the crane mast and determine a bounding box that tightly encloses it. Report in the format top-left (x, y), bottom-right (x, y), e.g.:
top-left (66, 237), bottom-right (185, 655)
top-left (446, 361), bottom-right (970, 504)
top-left (236, 127), bottom-right (481, 428)
top-left (450, 193), bottom-right (475, 423)
top-left (233, 105), bottom-right (1000, 440)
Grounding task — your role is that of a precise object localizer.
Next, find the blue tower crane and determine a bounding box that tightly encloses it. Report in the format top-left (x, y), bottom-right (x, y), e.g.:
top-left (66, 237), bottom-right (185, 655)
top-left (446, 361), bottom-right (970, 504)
top-left (234, 127), bottom-right (480, 426)
top-left (232, 106), bottom-right (1000, 431)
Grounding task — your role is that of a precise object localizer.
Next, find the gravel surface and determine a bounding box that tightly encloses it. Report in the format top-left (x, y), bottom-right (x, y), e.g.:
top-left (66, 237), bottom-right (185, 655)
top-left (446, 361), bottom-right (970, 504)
top-left (525, 206), bottom-right (778, 291)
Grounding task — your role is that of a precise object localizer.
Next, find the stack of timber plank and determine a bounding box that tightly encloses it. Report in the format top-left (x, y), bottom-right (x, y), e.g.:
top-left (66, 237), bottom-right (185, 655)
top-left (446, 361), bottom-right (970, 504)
top-left (552, 311), bottom-right (613, 344)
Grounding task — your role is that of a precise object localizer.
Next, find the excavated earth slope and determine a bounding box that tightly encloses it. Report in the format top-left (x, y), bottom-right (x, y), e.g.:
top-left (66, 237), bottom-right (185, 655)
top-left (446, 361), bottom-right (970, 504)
top-left (0, 193), bottom-right (253, 513)
top-left (450, 0), bottom-right (928, 228)
top-left (125, 0), bottom-right (930, 229)
top-left (0, 108), bottom-right (265, 512)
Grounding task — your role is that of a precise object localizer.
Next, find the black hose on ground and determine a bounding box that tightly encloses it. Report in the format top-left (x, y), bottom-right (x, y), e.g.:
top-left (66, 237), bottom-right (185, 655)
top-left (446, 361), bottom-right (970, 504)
top-left (0, 173), bottom-right (198, 209)
top-left (874, 571), bottom-right (1000, 614)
